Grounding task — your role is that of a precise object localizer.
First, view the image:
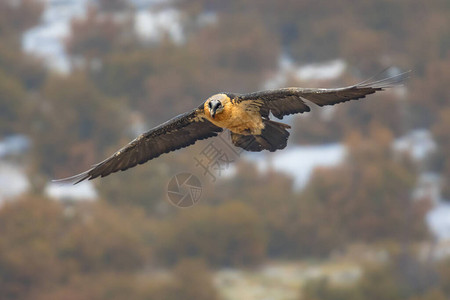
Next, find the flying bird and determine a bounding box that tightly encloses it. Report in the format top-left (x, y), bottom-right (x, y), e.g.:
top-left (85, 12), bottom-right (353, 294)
top-left (55, 70), bottom-right (409, 184)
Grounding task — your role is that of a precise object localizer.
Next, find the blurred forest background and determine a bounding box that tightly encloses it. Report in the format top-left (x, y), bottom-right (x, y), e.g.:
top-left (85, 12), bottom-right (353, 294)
top-left (1, 0), bottom-right (450, 299)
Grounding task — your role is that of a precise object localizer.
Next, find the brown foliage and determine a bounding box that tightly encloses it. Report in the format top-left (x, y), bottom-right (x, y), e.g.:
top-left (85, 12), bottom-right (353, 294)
top-left (302, 254), bottom-right (440, 300)
top-left (301, 126), bottom-right (428, 244)
top-left (0, 196), bottom-right (65, 300)
top-left (0, 197), bottom-right (156, 299)
top-left (0, 70), bottom-right (27, 135)
top-left (66, 7), bottom-right (137, 61)
top-left (30, 72), bottom-right (126, 178)
top-left (59, 203), bottom-right (151, 273)
top-left (163, 259), bottom-right (221, 300)
top-left (156, 201), bottom-right (267, 267)
top-left (0, 0), bottom-right (43, 38)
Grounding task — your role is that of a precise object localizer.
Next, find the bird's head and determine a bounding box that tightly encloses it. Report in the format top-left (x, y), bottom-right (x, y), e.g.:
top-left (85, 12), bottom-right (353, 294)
top-left (206, 94), bottom-right (226, 119)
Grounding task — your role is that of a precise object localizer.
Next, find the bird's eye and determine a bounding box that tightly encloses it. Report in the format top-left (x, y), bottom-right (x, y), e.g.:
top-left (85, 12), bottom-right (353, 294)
top-left (208, 102), bottom-right (212, 108)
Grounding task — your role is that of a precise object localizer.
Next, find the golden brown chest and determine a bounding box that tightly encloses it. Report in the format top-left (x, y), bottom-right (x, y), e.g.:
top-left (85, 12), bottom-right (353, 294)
top-left (204, 100), bottom-right (264, 135)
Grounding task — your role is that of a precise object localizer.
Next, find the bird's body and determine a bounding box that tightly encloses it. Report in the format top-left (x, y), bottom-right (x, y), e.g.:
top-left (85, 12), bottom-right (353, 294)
top-left (203, 93), bottom-right (265, 135)
top-left (55, 70), bottom-right (409, 184)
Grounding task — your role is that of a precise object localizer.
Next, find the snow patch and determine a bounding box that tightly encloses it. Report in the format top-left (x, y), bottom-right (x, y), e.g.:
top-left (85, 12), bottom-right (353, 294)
top-left (22, 0), bottom-right (90, 72)
top-left (263, 55), bottom-right (347, 89)
top-left (243, 144), bottom-right (346, 190)
top-left (427, 201), bottom-right (450, 241)
top-left (296, 59), bottom-right (347, 81)
top-left (135, 8), bottom-right (184, 44)
top-left (393, 129), bottom-right (437, 161)
top-left (0, 135), bottom-right (31, 158)
top-left (0, 163), bottom-right (29, 205)
top-left (22, 0), bottom-right (177, 72)
top-left (45, 181), bottom-right (97, 201)
top-left (413, 172), bottom-right (442, 204)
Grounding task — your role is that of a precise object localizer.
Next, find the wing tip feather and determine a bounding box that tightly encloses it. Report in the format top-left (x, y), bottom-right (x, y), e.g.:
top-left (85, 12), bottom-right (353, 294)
top-left (52, 170), bottom-right (92, 185)
top-left (357, 68), bottom-right (411, 89)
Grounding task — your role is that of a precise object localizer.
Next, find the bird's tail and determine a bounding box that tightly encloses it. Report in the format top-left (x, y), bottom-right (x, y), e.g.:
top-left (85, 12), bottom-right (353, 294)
top-left (231, 119), bottom-right (290, 152)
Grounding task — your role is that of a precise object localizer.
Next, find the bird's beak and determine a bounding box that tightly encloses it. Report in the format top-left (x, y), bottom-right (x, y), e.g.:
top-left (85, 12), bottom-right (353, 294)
top-left (209, 100), bottom-right (220, 119)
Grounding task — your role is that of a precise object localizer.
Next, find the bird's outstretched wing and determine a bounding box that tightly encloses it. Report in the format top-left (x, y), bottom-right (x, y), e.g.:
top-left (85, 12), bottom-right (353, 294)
top-left (54, 107), bottom-right (222, 184)
top-left (237, 70), bottom-right (410, 119)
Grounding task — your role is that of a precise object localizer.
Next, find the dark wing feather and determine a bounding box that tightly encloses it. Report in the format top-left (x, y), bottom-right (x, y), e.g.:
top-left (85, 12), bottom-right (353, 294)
top-left (54, 107), bottom-right (222, 184)
top-left (237, 70), bottom-right (410, 119)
